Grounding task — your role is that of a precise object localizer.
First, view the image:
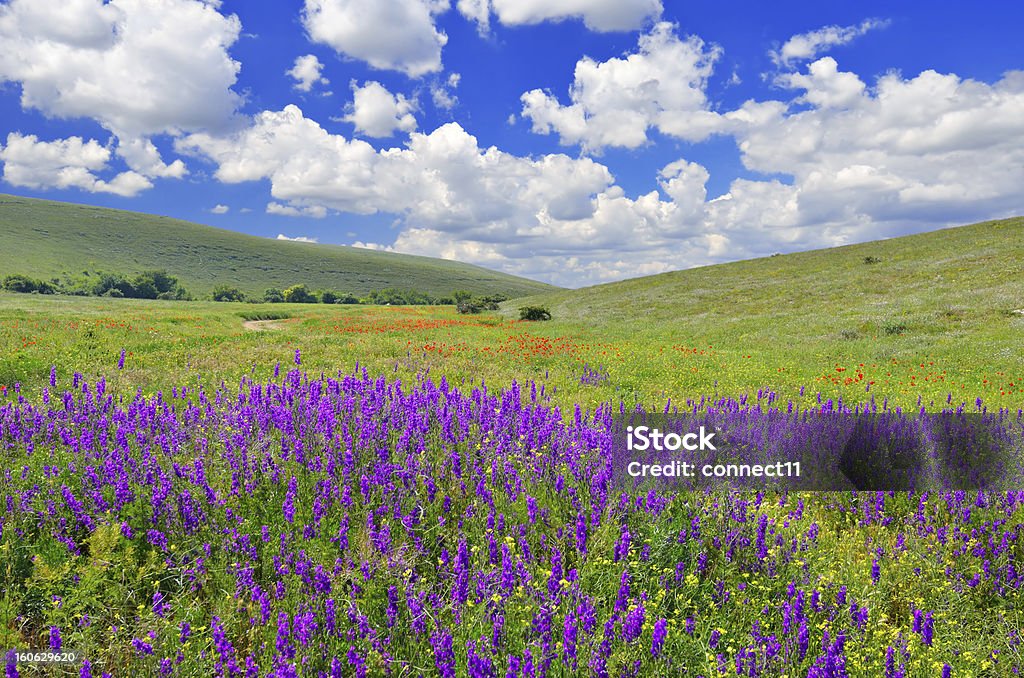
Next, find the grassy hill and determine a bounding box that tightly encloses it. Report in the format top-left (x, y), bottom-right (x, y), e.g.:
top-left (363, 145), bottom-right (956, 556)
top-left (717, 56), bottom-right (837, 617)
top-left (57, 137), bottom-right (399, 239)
top-left (508, 216), bottom-right (1024, 382)
top-left (0, 193), bottom-right (557, 298)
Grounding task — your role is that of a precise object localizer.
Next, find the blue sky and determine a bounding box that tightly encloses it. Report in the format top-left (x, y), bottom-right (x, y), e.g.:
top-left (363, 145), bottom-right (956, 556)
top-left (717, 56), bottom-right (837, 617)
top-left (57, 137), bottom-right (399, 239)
top-left (0, 1), bottom-right (1021, 287)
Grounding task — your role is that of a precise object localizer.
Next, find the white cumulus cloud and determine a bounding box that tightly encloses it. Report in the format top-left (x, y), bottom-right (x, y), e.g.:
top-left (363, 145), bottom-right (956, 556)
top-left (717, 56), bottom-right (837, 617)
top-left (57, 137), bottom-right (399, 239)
top-left (287, 54), bottom-right (330, 92)
top-left (276, 233), bottom-right (320, 242)
top-left (210, 204), bottom-right (229, 214)
top-left (302, 0), bottom-right (449, 78)
top-left (771, 18), bottom-right (889, 67)
top-left (520, 22), bottom-right (725, 151)
top-left (0, 132), bottom-right (152, 197)
top-left (343, 81), bottom-right (418, 137)
top-left (431, 72), bottom-right (461, 111)
top-left (0, 0), bottom-right (241, 188)
top-left (178, 43), bottom-right (1024, 287)
top-left (267, 202), bottom-right (328, 218)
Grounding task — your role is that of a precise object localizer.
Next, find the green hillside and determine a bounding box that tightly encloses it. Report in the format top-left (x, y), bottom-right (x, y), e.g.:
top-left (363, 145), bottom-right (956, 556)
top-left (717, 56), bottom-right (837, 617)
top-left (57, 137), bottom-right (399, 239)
top-left (0, 193), bottom-right (557, 298)
top-left (509, 216), bottom-right (1024, 369)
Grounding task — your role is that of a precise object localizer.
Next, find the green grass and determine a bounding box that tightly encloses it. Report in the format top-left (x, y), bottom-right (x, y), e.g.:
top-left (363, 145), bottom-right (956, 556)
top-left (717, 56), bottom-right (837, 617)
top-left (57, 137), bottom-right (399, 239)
top-left (0, 193), bottom-right (558, 298)
top-left (2, 216), bottom-right (1023, 415)
top-left (501, 215), bottom-right (1024, 407)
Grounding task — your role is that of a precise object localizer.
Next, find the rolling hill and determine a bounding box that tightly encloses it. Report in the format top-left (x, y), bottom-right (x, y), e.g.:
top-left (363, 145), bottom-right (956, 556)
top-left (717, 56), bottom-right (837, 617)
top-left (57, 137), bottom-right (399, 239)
top-left (0, 193), bottom-right (557, 298)
top-left (509, 216), bottom-right (1024, 356)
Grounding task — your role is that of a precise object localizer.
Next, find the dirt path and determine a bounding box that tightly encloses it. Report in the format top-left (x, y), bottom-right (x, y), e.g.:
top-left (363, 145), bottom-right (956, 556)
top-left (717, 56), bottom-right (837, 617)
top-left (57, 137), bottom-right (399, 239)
top-left (242, 319), bottom-right (288, 331)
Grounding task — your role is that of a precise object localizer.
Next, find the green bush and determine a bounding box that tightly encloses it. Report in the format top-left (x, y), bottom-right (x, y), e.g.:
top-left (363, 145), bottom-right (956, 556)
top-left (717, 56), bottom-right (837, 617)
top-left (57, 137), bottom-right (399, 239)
top-left (212, 286), bottom-right (246, 302)
top-left (3, 274), bottom-right (54, 294)
top-left (456, 293), bottom-right (507, 314)
top-left (519, 306), bottom-right (551, 321)
top-left (263, 288), bottom-right (285, 303)
top-left (283, 284), bottom-right (316, 303)
top-left (91, 270), bottom-right (188, 300)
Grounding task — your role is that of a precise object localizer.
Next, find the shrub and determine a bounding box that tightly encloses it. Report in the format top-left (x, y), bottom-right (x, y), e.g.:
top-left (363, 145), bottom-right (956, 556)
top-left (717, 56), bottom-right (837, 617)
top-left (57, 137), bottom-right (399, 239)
top-left (318, 290), bottom-right (338, 304)
top-left (863, 256), bottom-right (882, 264)
top-left (263, 288), bottom-right (285, 303)
top-left (364, 288), bottom-right (438, 305)
top-left (283, 284), bottom-right (316, 304)
top-left (457, 294), bottom-right (507, 314)
top-left (91, 270), bottom-right (188, 300)
top-left (2, 274), bottom-right (54, 294)
top-left (212, 286), bottom-right (246, 302)
top-left (883, 322), bottom-right (907, 336)
top-left (519, 306), bottom-right (551, 321)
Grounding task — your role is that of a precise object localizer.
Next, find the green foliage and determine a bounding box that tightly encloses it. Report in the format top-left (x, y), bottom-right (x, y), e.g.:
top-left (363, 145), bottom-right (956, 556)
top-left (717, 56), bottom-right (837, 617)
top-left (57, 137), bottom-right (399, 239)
top-left (863, 255), bottom-right (883, 264)
top-left (212, 285), bottom-right (246, 302)
top-left (263, 288), bottom-right (285, 303)
top-left (2, 274), bottom-right (54, 294)
top-left (2, 270), bottom-right (188, 299)
top-left (362, 287), bottom-right (440, 305)
top-left (456, 293), bottom-right (508, 314)
top-left (518, 305), bottom-right (551, 321)
top-left (283, 284), bottom-right (316, 304)
top-left (91, 270), bottom-right (189, 300)
top-left (318, 290), bottom-right (338, 304)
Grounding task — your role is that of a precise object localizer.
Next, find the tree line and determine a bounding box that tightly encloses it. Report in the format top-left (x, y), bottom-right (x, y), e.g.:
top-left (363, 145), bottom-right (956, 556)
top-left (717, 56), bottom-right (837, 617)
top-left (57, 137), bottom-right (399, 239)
top-left (2, 272), bottom-right (506, 310)
top-left (1, 272), bottom-right (551, 318)
top-left (2, 271), bottom-right (190, 299)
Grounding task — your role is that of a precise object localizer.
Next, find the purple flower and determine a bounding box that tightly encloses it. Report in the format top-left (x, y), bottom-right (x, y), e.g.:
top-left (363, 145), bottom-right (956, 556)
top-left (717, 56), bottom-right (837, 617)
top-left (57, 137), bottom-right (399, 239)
top-left (651, 618), bottom-right (667, 657)
top-left (131, 638), bottom-right (154, 656)
top-left (276, 612), bottom-right (293, 659)
top-left (431, 631), bottom-right (456, 678)
top-left (623, 604), bottom-right (645, 643)
top-left (922, 612), bottom-right (935, 646)
top-left (118, 348), bottom-right (126, 370)
top-left (562, 613), bottom-right (579, 665)
top-left (346, 647), bottom-right (367, 678)
top-left (153, 590), bottom-right (169, 617)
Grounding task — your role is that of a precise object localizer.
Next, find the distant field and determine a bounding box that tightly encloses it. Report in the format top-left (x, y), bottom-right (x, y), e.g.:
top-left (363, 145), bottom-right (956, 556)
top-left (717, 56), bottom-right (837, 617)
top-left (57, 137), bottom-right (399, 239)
top-left (2, 216), bottom-right (1023, 410)
top-left (0, 193), bottom-right (557, 298)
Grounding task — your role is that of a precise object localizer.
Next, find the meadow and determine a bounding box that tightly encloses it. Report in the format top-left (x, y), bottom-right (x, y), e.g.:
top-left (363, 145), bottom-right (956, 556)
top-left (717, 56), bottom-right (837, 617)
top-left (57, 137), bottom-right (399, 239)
top-left (1, 216), bottom-right (1023, 677)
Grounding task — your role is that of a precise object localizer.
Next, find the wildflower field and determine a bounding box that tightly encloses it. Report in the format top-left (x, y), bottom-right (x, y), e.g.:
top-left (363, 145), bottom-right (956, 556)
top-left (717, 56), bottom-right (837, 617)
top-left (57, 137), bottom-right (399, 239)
top-left (2, 294), bottom-right (1024, 677)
